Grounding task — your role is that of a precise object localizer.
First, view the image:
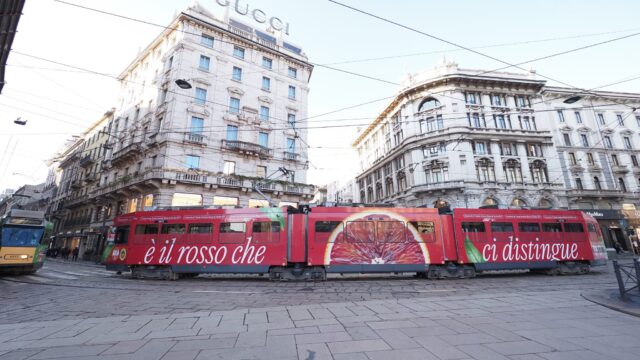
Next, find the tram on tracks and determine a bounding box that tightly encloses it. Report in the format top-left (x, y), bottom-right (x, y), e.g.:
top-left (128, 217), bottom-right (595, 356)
top-left (104, 206), bottom-right (608, 280)
top-left (0, 209), bottom-right (47, 274)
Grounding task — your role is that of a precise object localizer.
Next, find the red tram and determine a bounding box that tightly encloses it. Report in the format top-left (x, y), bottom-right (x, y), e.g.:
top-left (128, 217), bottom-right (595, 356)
top-left (104, 206), bottom-right (608, 280)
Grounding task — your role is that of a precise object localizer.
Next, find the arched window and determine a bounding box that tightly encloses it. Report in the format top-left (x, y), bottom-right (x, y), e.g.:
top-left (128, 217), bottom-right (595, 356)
top-left (538, 198), bottom-right (553, 209)
top-left (418, 97), bottom-right (441, 112)
top-left (503, 159), bottom-right (522, 183)
top-left (482, 197), bottom-right (498, 207)
top-left (511, 198), bottom-right (527, 208)
top-left (434, 199), bottom-right (449, 208)
top-left (476, 158), bottom-right (496, 182)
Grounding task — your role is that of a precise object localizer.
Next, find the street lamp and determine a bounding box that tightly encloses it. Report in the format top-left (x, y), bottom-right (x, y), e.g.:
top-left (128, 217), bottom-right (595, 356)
top-left (175, 79), bottom-right (192, 89)
top-left (13, 117), bottom-right (27, 125)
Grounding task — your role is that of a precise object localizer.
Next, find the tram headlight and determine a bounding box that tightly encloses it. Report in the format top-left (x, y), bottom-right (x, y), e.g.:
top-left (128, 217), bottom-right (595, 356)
top-left (20, 255), bottom-right (28, 259)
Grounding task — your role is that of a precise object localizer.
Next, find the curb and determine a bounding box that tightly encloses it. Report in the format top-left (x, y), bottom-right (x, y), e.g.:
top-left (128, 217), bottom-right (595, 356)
top-left (581, 290), bottom-right (640, 318)
top-left (46, 257), bottom-right (105, 269)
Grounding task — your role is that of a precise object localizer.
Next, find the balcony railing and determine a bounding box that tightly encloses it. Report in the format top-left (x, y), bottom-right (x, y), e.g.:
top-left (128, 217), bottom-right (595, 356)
top-left (218, 177), bottom-right (241, 187)
top-left (79, 155), bottom-right (95, 168)
top-left (221, 140), bottom-right (272, 158)
top-left (412, 180), bottom-right (466, 193)
top-left (284, 152), bottom-right (299, 161)
top-left (111, 142), bottom-right (142, 166)
top-left (185, 132), bottom-right (205, 144)
top-left (566, 189), bottom-right (623, 198)
top-left (611, 165), bottom-right (629, 173)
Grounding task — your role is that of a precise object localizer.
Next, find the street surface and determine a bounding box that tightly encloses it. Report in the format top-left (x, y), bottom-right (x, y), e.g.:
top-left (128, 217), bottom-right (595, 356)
top-left (1, 260), bottom-right (639, 359)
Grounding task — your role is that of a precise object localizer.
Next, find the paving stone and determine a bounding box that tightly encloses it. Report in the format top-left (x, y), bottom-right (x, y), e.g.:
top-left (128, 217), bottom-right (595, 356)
top-left (400, 326), bottom-right (457, 337)
top-left (161, 350), bottom-right (199, 360)
top-left (288, 309), bottom-right (313, 321)
top-left (269, 327), bottom-right (319, 336)
top-left (30, 345), bottom-right (111, 359)
top-left (295, 331), bottom-right (352, 345)
top-left (244, 312), bottom-right (267, 325)
top-left (457, 344), bottom-right (511, 360)
top-left (145, 328), bottom-right (200, 339)
top-left (294, 318), bottom-right (339, 328)
top-left (265, 334), bottom-right (297, 359)
top-left (235, 331), bottom-right (266, 347)
top-left (366, 348), bottom-right (439, 360)
top-left (345, 326), bottom-right (379, 340)
top-left (0, 349), bottom-right (44, 360)
top-left (367, 320), bottom-right (418, 330)
top-left (328, 339), bottom-right (391, 354)
top-left (439, 332), bottom-right (500, 346)
top-left (332, 353), bottom-right (369, 360)
top-left (171, 338), bottom-right (235, 351)
top-left (413, 335), bottom-right (468, 360)
top-left (337, 315), bottom-right (381, 325)
top-left (538, 350), bottom-right (618, 360)
top-left (132, 340), bottom-right (177, 360)
top-left (485, 340), bottom-right (554, 356)
top-left (101, 340), bottom-right (149, 355)
top-left (374, 329), bottom-right (420, 349)
top-left (309, 308), bottom-right (335, 319)
top-left (296, 343), bottom-right (333, 360)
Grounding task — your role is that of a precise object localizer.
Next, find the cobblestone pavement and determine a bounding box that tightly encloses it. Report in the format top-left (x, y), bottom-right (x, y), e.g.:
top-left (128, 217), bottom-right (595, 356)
top-left (0, 260), bottom-right (639, 359)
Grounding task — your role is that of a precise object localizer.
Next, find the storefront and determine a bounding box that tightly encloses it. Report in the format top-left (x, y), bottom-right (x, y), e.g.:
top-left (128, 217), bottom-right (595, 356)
top-left (580, 209), bottom-right (630, 251)
top-left (621, 209), bottom-right (640, 255)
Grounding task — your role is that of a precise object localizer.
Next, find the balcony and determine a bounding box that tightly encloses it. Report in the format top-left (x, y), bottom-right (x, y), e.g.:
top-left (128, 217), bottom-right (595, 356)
top-left (84, 173), bottom-right (98, 183)
top-left (218, 176), bottom-right (242, 188)
top-left (79, 155), bottom-right (95, 168)
top-left (65, 194), bottom-right (88, 208)
top-left (611, 165), bottom-right (629, 174)
top-left (59, 152), bottom-right (80, 168)
top-left (566, 188), bottom-right (623, 199)
top-left (111, 142), bottom-right (142, 166)
top-left (587, 164), bottom-right (602, 173)
top-left (569, 164), bottom-right (584, 173)
top-left (175, 172), bottom-right (207, 183)
top-left (221, 140), bottom-right (272, 158)
top-left (184, 132), bottom-right (206, 145)
top-left (254, 181), bottom-right (276, 192)
top-left (70, 179), bottom-right (82, 189)
top-left (284, 152), bottom-right (299, 161)
top-left (412, 180), bottom-right (466, 194)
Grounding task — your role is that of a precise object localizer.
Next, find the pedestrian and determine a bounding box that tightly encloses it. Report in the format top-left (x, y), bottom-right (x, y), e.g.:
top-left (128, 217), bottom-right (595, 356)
top-left (72, 247), bottom-right (79, 261)
top-left (613, 241), bottom-right (622, 254)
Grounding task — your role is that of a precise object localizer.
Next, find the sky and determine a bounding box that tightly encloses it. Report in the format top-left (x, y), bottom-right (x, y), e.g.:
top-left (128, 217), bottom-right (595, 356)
top-left (1, 0), bottom-right (640, 192)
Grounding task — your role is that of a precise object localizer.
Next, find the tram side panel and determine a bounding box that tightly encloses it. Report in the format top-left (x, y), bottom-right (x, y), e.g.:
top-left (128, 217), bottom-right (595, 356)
top-left (453, 208), bottom-right (598, 272)
top-left (106, 208), bottom-right (289, 274)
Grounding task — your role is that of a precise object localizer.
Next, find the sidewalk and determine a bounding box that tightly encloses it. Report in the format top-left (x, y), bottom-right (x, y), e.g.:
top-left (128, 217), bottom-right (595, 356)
top-left (582, 256), bottom-right (640, 318)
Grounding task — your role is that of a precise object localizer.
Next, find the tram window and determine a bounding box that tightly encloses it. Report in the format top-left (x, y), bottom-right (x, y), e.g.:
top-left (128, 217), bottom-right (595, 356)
top-left (345, 221), bottom-right (375, 243)
top-left (462, 222), bottom-right (485, 233)
top-left (587, 223), bottom-right (597, 233)
top-left (564, 223), bottom-right (584, 233)
top-left (542, 223), bottom-right (562, 232)
top-left (114, 226), bottom-right (130, 244)
top-left (220, 222), bottom-right (245, 233)
top-left (491, 222), bottom-right (514, 232)
top-left (252, 221), bottom-right (280, 233)
top-left (518, 223), bottom-right (540, 232)
top-left (411, 221), bottom-right (434, 234)
top-left (161, 224), bottom-right (186, 234)
top-left (135, 224), bottom-right (158, 235)
top-left (315, 221), bottom-right (342, 232)
top-left (376, 221), bottom-right (406, 243)
top-left (188, 223), bottom-right (213, 234)
top-left (219, 222), bottom-right (245, 244)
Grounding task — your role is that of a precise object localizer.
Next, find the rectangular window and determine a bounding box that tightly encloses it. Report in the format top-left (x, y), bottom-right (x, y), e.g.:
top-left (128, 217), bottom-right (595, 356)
top-left (632, 155), bottom-right (639, 167)
top-left (199, 55), bottom-right (210, 70)
top-left (262, 56), bottom-right (272, 69)
top-left (623, 137), bottom-right (632, 149)
top-left (575, 112), bottom-right (582, 124)
top-left (492, 94), bottom-right (503, 106)
top-left (491, 222), bottom-right (514, 232)
top-left (256, 165), bottom-right (266, 178)
top-left (161, 224), bottom-right (186, 234)
top-left (201, 34), bottom-right (214, 48)
top-left (258, 132), bottom-right (269, 147)
top-left (288, 66), bottom-right (297, 78)
top-left (637, 116), bottom-right (640, 127)
top-left (220, 222), bottom-right (245, 243)
top-left (617, 114), bottom-right (624, 126)
top-left (288, 85), bottom-right (296, 99)
top-left (226, 125), bottom-right (238, 141)
top-left (190, 116), bottom-right (204, 134)
top-left (557, 110), bottom-right (565, 122)
top-left (223, 160), bottom-right (235, 175)
top-left (195, 87), bottom-right (207, 105)
top-left (252, 221), bottom-right (281, 243)
top-left (233, 46), bottom-right (245, 59)
top-left (462, 222), bottom-right (486, 232)
top-left (496, 115), bottom-right (506, 129)
top-left (232, 66), bottom-right (242, 81)
top-left (286, 138), bottom-right (295, 152)
top-left (518, 223), bottom-right (540, 232)
top-left (580, 134), bottom-right (589, 147)
top-left (260, 106), bottom-right (269, 121)
top-left (604, 136), bottom-right (612, 149)
top-left (466, 92), bottom-right (478, 104)
top-left (188, 223), bottom-right (213, 234)
top-left (135, 224), bottom-right (158, 235)
top-left (611, 154), bottom-right (619, 166)
top-left (516, 95), bottom-right (527, 108)
top-left (597, 113), bottom-right (605, 125)
top-left (576, 178), bottom-right (583, 190)
top-left (586, 153), bottom-right (594, 165)
top-left (376, 221), bottom-right (406, 243)
top-left (287, 113), bottom-right (296, 128)
top-left (563, 133), bottom-right (572, 146)
top-left (542, 223), bottom-right (562, 232)
top-left (185, 155), bottom-right (200, 169)
top-left (588, 223), bottom-right (597, 233)
top-left (345, 221), bottom-right (374, 242)
top-left (229, 97), bottom-right (240, 113)
top-left (564, 223), bottom-right (585, 233)
top-left (569, 152), bottom-right (577, 165)
top-left (316, 221), bottom-right (342, 232)
top-left (262, 76), bottom-right (270, 90)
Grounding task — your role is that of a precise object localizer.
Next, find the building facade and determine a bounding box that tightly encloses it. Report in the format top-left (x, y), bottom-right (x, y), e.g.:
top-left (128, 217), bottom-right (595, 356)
top-left (51, 3), bottom-right (315, 259)
top-left (353, 61), bottom-right (640, 249)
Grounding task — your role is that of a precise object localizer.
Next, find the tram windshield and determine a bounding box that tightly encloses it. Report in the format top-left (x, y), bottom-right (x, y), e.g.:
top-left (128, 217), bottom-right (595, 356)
top-left (0, 226), bottom-right (44, 247)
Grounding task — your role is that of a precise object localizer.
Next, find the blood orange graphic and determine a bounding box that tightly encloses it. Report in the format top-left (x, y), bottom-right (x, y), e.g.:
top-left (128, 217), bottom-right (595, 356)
top-left (323, 210), bottom-right (429, 265)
